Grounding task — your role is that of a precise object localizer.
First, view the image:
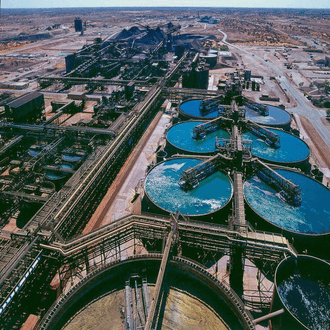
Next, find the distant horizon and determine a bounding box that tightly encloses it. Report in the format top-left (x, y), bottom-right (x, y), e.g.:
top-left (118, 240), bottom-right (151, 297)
top-left (2, 1), bottom-right (330, 10)
top-left (2, 6), bottom-right (330, 9)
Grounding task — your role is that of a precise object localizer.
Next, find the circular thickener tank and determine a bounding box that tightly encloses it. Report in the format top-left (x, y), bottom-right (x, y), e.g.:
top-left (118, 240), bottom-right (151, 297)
top-left (245, 104), bottom-right (291, 127)
top-left (28, 149), bottom-right (41, 157)
top-left (144, 158), bottom-right (233, 217)
top-left (179, 99), bottom-right (220, 119)
top-left (45, 164), bottom-right (73, 181)
top-left (41, 257), bottom-right (254, 330)
top-left (242, 128), bottom-right (310, 166)
top-left (244, 169), bottom-right (330, 237)
top-left (61, 154), bottom-right (83, 163)
top-left (166, 121), bottom-right (230, 155)
top-left (271, 255), bottom-right (330, 330)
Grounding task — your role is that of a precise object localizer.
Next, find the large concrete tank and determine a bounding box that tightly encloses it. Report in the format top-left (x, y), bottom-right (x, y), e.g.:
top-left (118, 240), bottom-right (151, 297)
top-left (270, 255), bottom-right (330, 330)
top-left (41, 257), bottom-right (254, 330)
top-left (45, 164), bottom-right (73, 181)
top-left (244, 168), bottom-right (330, 255)
top-left (166, 121), bottom-right (230, 155)
top-left (144, 157), bottom-right (233, 219)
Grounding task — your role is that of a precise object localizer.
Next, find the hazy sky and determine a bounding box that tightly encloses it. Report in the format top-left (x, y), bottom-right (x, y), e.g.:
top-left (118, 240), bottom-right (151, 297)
top-left (3, 0), bottom-right (330, 9)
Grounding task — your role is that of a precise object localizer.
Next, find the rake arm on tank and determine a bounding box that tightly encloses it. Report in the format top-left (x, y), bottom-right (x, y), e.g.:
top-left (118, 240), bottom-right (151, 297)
top-left (245, 121), bottom-right (280, 148)
top-left (254, 160), bottom-right (302, 206)
top-left (179, 154), bottom-right (228, 190)
top-left (245, 103), bottom-right (269, 116)
top-left (192, 116), bottom-right (233, 140)
top-left (199, 97), bottom-right (228, 116)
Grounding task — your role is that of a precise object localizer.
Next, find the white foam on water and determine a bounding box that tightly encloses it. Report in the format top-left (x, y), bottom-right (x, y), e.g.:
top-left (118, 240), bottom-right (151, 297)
top-left (162, 162), bottom-right (186, 172)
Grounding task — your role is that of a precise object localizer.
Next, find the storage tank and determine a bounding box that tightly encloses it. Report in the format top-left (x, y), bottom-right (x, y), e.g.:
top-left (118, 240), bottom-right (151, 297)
top-left (244, 168), bottom-right (330, 253)
top-left (144, 157), bottom-right (233, 219)
top-left (195, 66), bottom-right (210, 89)
top-left (242, 128), bottom-right (310, 167)
top-left (28, 145), bottom-right (43, 157)
top-left (166, 121), bottom-right (230, 155)
top-left (270, 255), bottom-right (330, 330)
top-left (200, 54), bottom-right (217, 68)
top-left (156, 149), bottom-right (167, 163)
top-left (245, 104), bottom-right (291, 128)
top-left (61, 153), bottom-right (83, 163)
top-left (45, 164), bottom-right (73, 181)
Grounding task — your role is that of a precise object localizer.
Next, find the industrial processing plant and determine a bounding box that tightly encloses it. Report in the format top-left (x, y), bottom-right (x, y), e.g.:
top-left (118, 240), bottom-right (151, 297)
top-left (0, 6), bottom-right (329, 330)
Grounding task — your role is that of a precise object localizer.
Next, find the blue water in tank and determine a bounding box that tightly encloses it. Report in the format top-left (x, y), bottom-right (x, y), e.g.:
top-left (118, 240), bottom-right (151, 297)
top-left (28, 149), bottom-right (40, 157)
top-left (277, 258), bottom-right (330, 330)
top-left (145, 158), bottom-right (233, 216)
top-left (45, 164), bottom-right (73, 181)
top-left (167, 121), bottom-right (230, 154)
top-left (62, 154), bottom-right (83, 162)
top-left (244, 169), bottom-right (330, 234)
top-left (180, 99), bottom-right (219, 119)
top-left (245, 105), bottom-right (291, 126)
top-left (242, 129), bottom-right (309, 164)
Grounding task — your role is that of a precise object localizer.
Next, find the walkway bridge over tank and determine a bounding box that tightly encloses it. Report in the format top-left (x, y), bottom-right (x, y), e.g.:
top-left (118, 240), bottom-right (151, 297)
top-left (244, 121), bottom-right (280, 148)
top-left (254, 160), bottom-right (302, 206)
top-left (245, 103), bottom-right (268, 116)
top-left (192, 116), bottom-right (233, 139)
top-left (178, 154), bottom-right (231, 190)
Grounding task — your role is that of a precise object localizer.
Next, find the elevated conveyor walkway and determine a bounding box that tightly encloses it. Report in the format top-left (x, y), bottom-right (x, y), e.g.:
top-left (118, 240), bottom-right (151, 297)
top-left (144, 219), bottom-right (177, 330)
top-left (234, 172), bottom-right (246, 233)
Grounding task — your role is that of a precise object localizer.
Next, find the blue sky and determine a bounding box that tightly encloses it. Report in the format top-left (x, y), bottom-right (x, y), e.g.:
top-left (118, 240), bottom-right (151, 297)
top-left (3, 0), bottom-right (330, 9)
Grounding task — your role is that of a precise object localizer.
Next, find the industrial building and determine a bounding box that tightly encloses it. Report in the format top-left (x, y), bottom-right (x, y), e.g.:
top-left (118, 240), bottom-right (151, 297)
top-left (5, 91), bottom-right (44, 122)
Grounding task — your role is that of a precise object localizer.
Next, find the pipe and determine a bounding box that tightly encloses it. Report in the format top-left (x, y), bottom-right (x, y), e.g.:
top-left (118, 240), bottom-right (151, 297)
top-left (253, 308), bottom-right (285, 324)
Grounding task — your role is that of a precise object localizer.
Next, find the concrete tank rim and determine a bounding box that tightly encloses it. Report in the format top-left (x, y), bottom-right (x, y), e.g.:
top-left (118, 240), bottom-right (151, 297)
top-left (144, 156), bottom-right (234, 217)
top-left (274, 254), bottom-right (330, 330)
top-left (244, 127), bottom-right (310, 166)
top-left (243, 166), bottom-right (330, 237)
top-left (166, 120), bottom-right (230, 155)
